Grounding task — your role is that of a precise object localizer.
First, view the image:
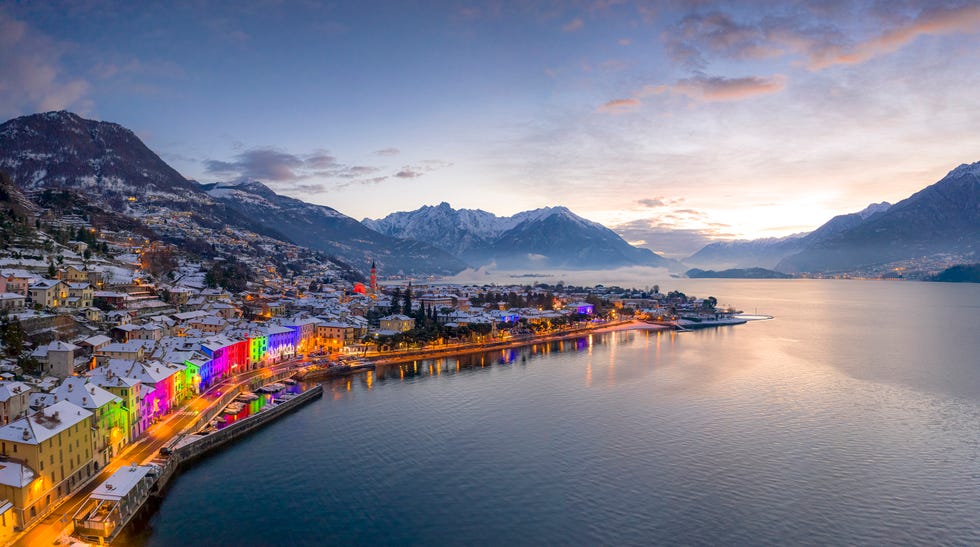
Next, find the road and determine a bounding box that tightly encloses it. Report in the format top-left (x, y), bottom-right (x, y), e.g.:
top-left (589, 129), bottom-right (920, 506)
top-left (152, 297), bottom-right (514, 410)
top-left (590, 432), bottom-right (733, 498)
top-left (10, 359), bottom-right (304, 547)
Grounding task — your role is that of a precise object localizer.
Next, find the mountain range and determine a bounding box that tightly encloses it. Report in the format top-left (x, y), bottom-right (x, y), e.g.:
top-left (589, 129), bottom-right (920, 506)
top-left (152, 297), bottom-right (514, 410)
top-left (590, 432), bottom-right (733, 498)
top-left (684, 163), bottom-right (978, 273)
top-left (0, 111), bottom-right (464, 275)
top-left (0, 110), bottom-right (976, 277)
top-left (363, 202), bottom-right (676, 270)
top-left (684, 202), bottom-right (892, 270)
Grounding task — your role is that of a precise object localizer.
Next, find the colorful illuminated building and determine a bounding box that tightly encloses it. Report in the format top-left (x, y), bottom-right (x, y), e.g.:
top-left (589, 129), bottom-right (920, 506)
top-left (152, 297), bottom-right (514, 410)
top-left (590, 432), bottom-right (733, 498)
top-left (49, 378), bottom-right (125, 469)
top-left (263, 325), bottom-right (298, 363)
top-left (88, 374), bottom-right (142, 442)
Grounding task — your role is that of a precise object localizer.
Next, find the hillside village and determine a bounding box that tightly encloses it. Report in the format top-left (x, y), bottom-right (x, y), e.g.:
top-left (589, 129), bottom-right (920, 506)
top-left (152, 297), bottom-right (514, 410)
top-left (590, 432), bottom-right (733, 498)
top-left (0, 206), bottom-right (726, 540)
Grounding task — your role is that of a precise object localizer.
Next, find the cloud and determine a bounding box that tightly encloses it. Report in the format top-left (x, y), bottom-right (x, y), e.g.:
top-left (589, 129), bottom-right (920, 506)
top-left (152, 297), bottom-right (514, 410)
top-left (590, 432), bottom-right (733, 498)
top-left (205, 147), bottom-right (388, 185)
top-left (661, 3), bottom-right (980, 73)
top-left (394, 169), bottom-right (423, 179)
top-left (670, 11), bottom-right (774, 64)
top-left (614, 218), bottom-right (734, 259)
top-left (597, 98), bottom-right (642, 113)
top-left (563, 18), bottom-right (584, 32)
top-left (336, 165), bottom-right (381, 178)
top-left (373, 147), bottom-right (400, 157)
top-left (305, 150), bottom-right (339, 169)
top-left (0, 11), bottom-right (93, 117)
top-left (205, 148), bottom-right (305, 181)
top-left (659, 75), bottom-right (786, 102)
top-left (391, 160), bottom-right (452, 179)
top-left (808, 4), bottom-right (980, 68)
top-left (637, 198), bottom-right (665, 207)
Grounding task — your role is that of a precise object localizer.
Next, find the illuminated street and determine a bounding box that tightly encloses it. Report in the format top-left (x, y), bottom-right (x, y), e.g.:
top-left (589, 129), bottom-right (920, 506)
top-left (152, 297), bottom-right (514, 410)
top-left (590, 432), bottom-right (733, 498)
top-left (10, 359), bottom-right (304, 547)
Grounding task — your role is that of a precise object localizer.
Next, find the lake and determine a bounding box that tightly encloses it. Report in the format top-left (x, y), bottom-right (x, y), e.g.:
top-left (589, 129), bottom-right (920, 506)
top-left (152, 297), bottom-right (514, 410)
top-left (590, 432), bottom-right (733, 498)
top-left (134, 279), bottom-right (980, 546)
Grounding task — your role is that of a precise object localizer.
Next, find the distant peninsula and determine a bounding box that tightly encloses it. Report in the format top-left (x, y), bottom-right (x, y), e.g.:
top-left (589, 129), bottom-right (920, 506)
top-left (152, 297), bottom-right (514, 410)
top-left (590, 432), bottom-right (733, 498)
top-left (927, 263), bottom-right (980, 283)
top-left (686, 267), bottom-right (793, 279)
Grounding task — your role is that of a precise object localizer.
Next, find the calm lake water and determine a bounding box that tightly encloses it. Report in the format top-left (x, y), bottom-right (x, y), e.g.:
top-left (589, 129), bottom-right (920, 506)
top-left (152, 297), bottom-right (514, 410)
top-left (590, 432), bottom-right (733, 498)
top-left (135, 280), bottom-right (980, 546)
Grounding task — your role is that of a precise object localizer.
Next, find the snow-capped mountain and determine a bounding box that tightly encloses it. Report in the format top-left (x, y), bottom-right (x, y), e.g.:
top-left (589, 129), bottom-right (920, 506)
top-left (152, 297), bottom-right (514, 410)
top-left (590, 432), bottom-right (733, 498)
top-left (203, 181), bottom-right (466, 274)
top-left (685, 202), bottom-right (892, 270)
top-left (362, 202), bottom-right (511, 257)
top-left (365, 203), bottom-right (675, 270)
top-left (777, 164), bottom-right (979, 272)
top-left (0, 111), bottom-right (465, 275)
top-left (687, 161), bottom-right (980, 274)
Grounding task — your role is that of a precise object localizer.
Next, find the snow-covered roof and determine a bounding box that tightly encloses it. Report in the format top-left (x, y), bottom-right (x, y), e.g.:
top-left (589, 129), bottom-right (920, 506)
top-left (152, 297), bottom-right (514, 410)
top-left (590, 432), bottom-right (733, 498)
top-left (0, 400), bottom-right (92, 445)
top-left (80, 335), bottom-right (112, 348)
top-left (0, 460), bottom-right (36, 488)
top-left (0, 381), bottom-right (30, 402)
top-left (91, 464), bottom-right (156, 501)
top-left (51, 377), bottom-right (121, 409)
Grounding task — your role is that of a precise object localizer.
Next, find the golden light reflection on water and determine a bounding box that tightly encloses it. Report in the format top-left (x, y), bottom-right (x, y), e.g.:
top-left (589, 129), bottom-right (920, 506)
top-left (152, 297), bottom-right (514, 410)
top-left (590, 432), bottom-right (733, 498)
top-left (343, 330), bottom-right (690, 391)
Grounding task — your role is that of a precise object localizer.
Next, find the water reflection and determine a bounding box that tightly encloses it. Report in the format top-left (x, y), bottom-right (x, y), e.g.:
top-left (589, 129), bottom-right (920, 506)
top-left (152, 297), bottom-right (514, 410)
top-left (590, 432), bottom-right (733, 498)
top-left (320, 329), bottom-right (680, 395)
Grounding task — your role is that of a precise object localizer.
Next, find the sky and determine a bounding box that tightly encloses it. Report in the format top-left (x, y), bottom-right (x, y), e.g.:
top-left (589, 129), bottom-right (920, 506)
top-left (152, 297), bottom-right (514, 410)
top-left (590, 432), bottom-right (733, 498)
top-left (2, 0), bottom-right (980, 258)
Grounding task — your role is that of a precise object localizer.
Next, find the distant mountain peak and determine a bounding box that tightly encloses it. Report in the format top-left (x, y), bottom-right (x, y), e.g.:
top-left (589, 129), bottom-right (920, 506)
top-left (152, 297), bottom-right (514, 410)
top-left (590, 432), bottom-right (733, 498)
top-left (364, 202), bottom-right (673, 270)
top-left (858, 201), bottom-right (891, 218)
top-left (948, 161), bottom-right (980, 178)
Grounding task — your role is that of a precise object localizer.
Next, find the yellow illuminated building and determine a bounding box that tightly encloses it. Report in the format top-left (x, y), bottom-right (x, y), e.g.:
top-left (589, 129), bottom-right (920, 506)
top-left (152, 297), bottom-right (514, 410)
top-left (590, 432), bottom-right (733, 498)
top-left (0, 400), bottom-right (95, 530)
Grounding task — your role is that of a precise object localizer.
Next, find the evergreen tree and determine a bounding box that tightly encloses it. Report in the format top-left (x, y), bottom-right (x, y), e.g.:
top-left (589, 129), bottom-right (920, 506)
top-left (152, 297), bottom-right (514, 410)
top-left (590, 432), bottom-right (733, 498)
top-left (1, 316), bottom-right (26, 357)
top-left (402, 286), bottom-right (412, 316)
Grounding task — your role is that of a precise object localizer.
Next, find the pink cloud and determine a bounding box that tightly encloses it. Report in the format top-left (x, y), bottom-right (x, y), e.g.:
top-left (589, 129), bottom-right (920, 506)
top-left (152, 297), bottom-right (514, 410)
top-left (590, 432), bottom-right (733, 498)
top-left (668, 75), bottom-right (786, 102)
top-left (597, 98), bottom-right (642, 113)
top-left (563, 18), bottom-right (584, 32)
top-left (808, 4), bottom-right (980, 69)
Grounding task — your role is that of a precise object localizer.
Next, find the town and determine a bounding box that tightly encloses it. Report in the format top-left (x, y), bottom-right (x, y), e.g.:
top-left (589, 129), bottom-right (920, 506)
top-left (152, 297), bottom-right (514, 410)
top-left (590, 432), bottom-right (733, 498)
top-left (0, 213), bottom-right (735, 546)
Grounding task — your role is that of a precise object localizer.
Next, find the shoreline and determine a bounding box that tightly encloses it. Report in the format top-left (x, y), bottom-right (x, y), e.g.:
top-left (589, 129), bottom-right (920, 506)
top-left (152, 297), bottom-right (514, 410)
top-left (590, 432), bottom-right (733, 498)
top-left (366, 320), bottom-right (669, 367)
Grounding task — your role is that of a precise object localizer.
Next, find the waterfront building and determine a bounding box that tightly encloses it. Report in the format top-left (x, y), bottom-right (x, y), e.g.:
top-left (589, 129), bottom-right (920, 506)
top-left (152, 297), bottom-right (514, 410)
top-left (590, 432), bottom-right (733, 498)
top-left (0, 400), bottom-right (95, 530)
top-left (263, 325), bottom-right (298, 362)
top-left (49, 378), bottom-right (125, 468)
top-left (88, 374), bottom-right (142, 442)
top-left (199, 334), bottom-right (259, 386)
top-left (316, 321), bottom-right (356, 352)
top-left (100, 360), bottom-right (180, 424)
top-left (282, 315), bottom-right (318, 355)
top-left (73, 464), bottom-right (158, 543)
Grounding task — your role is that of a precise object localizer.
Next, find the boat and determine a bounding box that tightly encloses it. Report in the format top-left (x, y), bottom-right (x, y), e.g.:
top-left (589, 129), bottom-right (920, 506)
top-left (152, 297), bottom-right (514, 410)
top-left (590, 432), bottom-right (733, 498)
top-left (282, 378), bottom-right (297, 385)
top-left (223, 402), bottom-right (245, 415)
top-left (257, 382), bottom-right (286, 393)
top-left (235, 391), bottom-right (260, 402)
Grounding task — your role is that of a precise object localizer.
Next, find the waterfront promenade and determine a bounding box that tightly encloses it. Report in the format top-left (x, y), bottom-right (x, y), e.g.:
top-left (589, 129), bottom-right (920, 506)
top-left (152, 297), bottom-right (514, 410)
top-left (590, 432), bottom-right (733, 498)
top-left (367, 320), bottom-right (668, 367)
top-left (8, 359), bottom-right (305, 547)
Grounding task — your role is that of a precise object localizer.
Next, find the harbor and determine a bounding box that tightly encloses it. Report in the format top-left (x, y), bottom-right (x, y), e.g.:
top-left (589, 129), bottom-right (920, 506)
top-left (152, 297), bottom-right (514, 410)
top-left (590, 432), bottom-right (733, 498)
top-left (65, 380), bottom-right (322, 545)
